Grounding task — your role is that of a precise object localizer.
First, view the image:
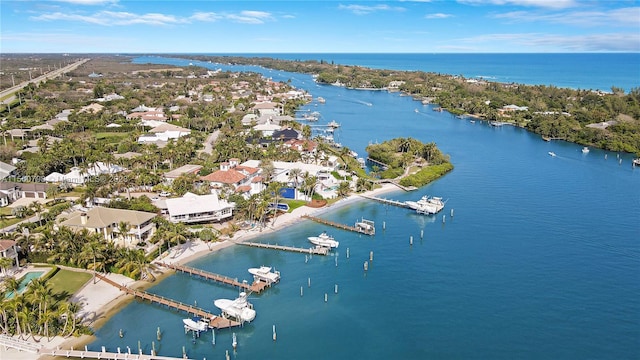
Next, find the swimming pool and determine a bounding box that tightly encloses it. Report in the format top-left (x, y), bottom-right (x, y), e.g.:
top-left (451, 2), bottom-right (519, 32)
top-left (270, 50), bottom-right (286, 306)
top-left (4, 270), bottom-right (45, 299)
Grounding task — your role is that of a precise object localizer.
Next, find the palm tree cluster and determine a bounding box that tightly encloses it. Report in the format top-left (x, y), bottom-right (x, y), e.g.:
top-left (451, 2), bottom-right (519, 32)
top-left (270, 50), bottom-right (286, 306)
top-left (0, 277), bottom-right (89, 338)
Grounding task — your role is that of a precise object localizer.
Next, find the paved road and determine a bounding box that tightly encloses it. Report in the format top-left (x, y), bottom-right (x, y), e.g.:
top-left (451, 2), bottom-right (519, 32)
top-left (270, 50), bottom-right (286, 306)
top-left (1, 58), bottom-right (90, 105)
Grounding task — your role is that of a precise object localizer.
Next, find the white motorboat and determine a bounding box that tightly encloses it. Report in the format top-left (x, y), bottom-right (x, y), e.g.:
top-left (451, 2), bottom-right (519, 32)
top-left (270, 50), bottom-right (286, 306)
top-left (308, 232), bottom-right (339, 248)
top-left (248, 266), bottom-right (281, 284)
top-left (582, 147), bottom-right (590, 153)
top-left (327, 120), bottom-right (340, 128)
top-left (317, 96), bottom-right (326, 103)
top-left (214, 292), bottom-right (256, 323)
top-left (548, 151), bottom-right (557, 157)
top-left (183, 317), bottom-right (209, 332)
top-left (405, 196), bottom-right (446, 215)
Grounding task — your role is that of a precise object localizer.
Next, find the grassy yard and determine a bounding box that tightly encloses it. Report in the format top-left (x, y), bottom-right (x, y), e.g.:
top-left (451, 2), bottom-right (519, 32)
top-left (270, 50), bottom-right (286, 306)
top-left (47, 268), bottom-right (93, 297)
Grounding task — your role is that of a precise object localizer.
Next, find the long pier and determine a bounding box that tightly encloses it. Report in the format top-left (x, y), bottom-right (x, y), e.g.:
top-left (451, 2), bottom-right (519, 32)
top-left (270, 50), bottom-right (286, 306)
top-left (159, 263), bottom-right (271, 294)
top-left (94, 273), bottom-right (240, 329)
top-left (302, 215), bottom-right (375, 236)
top-left (238, 241), bottom-right (330, 255)
top-left (359, 194), bottom-right (412, 209)
top-left (0, 334), bottom-right (191, 360)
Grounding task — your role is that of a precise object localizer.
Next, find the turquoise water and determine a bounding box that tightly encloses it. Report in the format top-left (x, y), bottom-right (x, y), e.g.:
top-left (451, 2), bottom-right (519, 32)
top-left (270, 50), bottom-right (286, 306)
top-left (5, 271), bottom-right (45, 299)
top-left (89, 55), bottom-right (640, 359)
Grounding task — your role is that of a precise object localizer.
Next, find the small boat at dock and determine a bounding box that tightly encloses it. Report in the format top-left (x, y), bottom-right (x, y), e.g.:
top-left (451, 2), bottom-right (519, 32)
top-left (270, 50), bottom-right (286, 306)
top-left (248, 266), bottom-right (280, 284)
top-left (308, 232), bottom-right (339, 248)
top-left (183, 317), bottom-right (209, 332)
top-left (405, 196), bottom-right (446, 215)
top-left (214, 292), bottom-right (256, 323)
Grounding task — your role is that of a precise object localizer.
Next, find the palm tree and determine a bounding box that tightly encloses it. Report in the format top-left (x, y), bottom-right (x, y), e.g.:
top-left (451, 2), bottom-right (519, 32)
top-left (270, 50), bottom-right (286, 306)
top-left (288, 168), bottom-right (303, 188)
top-left (199, 228), bottom-right (219, 250)
top-left (0, 256), bottom-right (14, 276)
top-left (117, 221), bottom-right (132, 247)
top-left (336, 181), bottom-right (351, 198)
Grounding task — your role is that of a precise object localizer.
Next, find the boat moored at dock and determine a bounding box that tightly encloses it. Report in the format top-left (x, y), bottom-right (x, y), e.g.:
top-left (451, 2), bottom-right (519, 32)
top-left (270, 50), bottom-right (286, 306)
top-left (248, 266), bottom-right (281, 284)
top-left (405, 196), bottom-right (446, 215)
top-left (183, 317), bottom-right (209, 332)
top-left (214, 292), bottom-right (256, 323)
top-left (308, 232), bottom-right (339, 248)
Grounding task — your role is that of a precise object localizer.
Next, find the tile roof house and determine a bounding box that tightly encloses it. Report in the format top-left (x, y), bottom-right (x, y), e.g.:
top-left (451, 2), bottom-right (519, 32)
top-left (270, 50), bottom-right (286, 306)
top-left (165, 192), bottom-right (234, 224)
top-left (200, 159), bottom-right (262, 196)
top-left (58, 207), bottom-right (156, 247)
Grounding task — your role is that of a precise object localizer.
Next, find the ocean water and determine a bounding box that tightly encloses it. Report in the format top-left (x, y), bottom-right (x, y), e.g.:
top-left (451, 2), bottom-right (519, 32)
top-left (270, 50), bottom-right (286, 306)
top-left (181, 53), bottom-right (640, 93)
top-left (89, 55), bottom-right (640, 359)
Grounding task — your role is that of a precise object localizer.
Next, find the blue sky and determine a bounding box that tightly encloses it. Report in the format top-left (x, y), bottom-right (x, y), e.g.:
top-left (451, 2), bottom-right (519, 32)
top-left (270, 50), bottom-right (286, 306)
top-left (1, 0), bottom-right (639, 53)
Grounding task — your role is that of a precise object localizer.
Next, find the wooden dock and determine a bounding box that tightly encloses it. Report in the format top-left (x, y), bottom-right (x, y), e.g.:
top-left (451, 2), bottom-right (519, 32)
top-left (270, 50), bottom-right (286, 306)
top-left (239, 241), bottom-right (330, 255)
top-left (302, 215), bottom-right (375, 236)
top-left (41, 347), bottom-right (192, 360)
top-left (158, 263), bottom-right (271, 294)
top-left (94, 273), bottom-right (241, 329)
top-left (365, 157), bottom-right (389, 170)
top-left (0, 334), bottom-right (191, 360)
top-left (359, 194), bottom-right (412, 209)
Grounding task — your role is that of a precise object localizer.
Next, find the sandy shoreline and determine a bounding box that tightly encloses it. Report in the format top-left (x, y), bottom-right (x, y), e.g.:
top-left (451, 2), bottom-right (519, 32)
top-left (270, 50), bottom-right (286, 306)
top-left (2, 184), bottom-right (400, 360)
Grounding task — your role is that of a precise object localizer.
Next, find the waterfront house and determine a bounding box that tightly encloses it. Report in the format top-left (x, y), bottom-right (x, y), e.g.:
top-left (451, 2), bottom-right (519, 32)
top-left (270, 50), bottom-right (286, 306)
top-left (165, 192), bottom-right (234, 224)
top-left (58, 207), bottom-right (156, 247)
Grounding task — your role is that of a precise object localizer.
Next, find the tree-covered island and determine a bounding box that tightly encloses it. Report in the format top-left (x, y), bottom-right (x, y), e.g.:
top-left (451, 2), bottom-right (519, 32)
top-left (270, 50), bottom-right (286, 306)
top-left (365, 137), bottom-right (453, 188)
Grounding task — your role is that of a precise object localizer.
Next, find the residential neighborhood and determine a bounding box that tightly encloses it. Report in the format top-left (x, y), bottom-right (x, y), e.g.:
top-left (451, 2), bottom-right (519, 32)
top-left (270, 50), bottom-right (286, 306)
top-left (0, 56), bottom-right (367, 284)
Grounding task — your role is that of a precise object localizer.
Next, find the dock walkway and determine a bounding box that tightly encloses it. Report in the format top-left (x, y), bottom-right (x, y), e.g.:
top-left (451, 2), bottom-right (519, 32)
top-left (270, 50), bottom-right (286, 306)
top-left (0, 334), bottom-right (191, 360)
top-left (302, 215), bottom-right (375, 236)
top-left (94, 273), bottom-right (240, 329)
top-left (238, 241), bottom-right (330, 255)
top-left (158, 263), bottom-right (270, 293)
top-left (359, 194), bottom-right (412, 209)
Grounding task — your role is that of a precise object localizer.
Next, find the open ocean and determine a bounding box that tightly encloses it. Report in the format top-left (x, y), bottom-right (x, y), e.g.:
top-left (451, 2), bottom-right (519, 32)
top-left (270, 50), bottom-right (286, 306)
top-left (89, 54), bottom-right (640, 359)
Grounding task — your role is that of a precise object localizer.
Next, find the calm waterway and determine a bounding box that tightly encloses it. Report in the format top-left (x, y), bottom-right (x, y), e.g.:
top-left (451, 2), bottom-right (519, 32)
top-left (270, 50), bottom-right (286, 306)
top-left (88, 55), bottom-right (640, 359)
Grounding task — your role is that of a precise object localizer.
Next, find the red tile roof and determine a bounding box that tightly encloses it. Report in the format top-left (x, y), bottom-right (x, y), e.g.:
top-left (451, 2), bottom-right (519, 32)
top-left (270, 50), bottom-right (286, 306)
top-left (201, 169), bottom-right (246, 184)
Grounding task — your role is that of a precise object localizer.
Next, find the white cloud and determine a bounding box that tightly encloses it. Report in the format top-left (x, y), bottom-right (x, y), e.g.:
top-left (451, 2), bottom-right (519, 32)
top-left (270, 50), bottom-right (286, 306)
top-left (425, 13), bottom-right (453, 19)
top-left (338, 4), bottom-right (406, 15)
top-left (190, 12), bottom-right (222, 22)
top-left (493, 6), bottom-right (640, 27)
top-left (31, 10), bottom-right (188, 26)
top-left (53, 0), bottom-right (118, 4)
top-left (30, 8), bottom-right (277, 26)
top-left (459, 32), bottom-right (640, 51)
top-left (458, 0), bottom-right (577, 9)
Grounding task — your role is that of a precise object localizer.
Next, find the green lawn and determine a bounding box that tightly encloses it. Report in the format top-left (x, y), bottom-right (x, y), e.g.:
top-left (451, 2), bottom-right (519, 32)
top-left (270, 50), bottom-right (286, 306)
top-left (47, 268), bottom-right (92, 297)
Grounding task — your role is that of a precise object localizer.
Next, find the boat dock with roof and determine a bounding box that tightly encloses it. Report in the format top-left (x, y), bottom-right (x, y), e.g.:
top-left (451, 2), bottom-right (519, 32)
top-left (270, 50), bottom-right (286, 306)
top-left (302, 215), bottom-right (375, 235)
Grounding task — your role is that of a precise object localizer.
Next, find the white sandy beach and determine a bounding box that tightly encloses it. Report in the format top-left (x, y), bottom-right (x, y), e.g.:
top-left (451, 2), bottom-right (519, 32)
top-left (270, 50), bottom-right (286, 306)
top-left (1, 184), bottom-right (399, 360)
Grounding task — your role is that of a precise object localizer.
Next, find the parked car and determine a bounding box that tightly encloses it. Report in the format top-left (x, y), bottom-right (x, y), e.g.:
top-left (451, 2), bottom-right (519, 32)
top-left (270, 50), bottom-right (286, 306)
top-left (159, 191), bottom-right (171, 197)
